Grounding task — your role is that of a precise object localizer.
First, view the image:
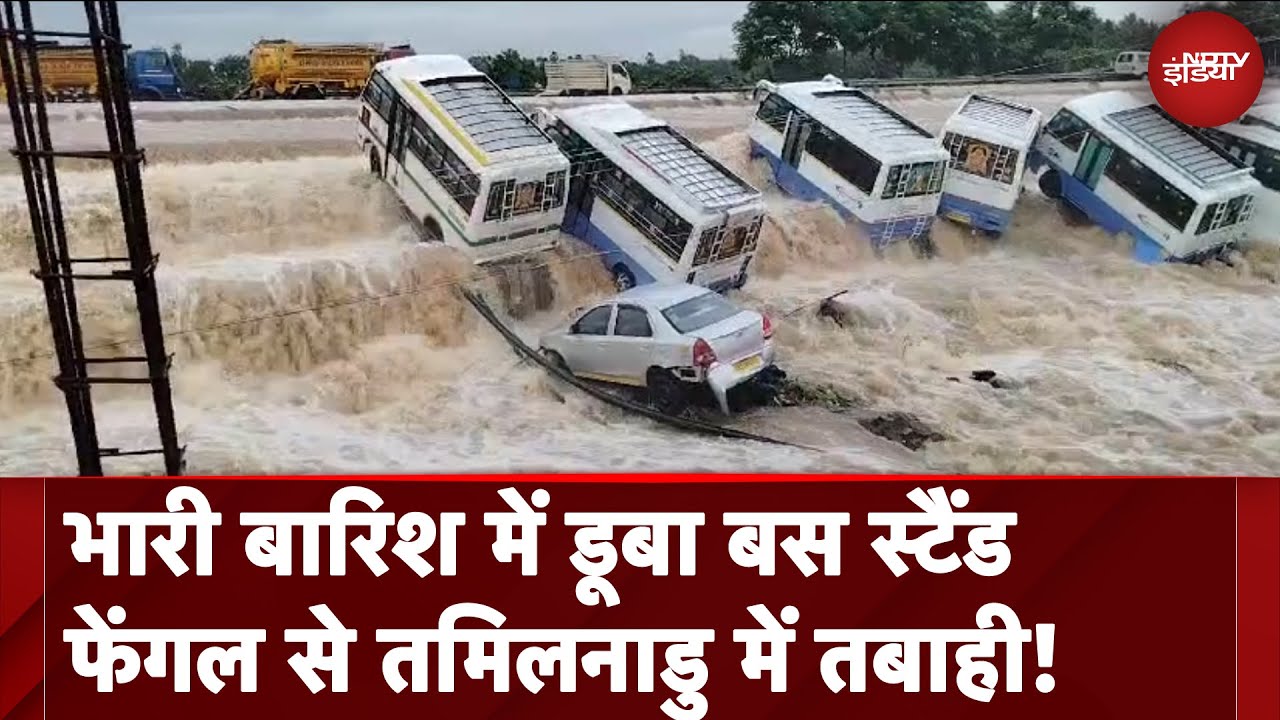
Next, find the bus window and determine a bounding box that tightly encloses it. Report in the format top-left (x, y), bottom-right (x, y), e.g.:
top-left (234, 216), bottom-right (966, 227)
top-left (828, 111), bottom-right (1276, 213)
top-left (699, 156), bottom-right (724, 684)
top-left (594, 167), bottom-right (691, 261)
top-left (1197, 194), bottom-right (1254, 234)
top-left (407, 114), bottom-right (480, 213)
top-left (804, 124), bottom-right (880, 194)
top-left (1103, 147), bottom-right (1196, 230)
top-left (943, 132), bottom-right (1020, 184)
top-left (755, 93), bottom-right (793, 134)
top-left (362, 73), bottom-right (395, 121)
top-left (1044, 109), bottom-right (1090, 151)
top-left (883, 161), bottom-right (945, 199)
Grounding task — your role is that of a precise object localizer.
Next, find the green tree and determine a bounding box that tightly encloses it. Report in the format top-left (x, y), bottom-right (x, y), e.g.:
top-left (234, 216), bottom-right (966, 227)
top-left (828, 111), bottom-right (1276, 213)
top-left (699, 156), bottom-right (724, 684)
top-left (733, 1), bottom-right (838, 68)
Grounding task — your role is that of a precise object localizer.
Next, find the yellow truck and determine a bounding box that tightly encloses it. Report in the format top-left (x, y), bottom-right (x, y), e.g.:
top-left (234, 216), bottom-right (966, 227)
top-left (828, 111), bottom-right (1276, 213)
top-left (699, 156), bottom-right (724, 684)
top-left (237, 40), bottom-right (415, 99)
top-left (0, 43), bottom-right (98, 101)
top-left (1, 43), bottom-right (185, 101)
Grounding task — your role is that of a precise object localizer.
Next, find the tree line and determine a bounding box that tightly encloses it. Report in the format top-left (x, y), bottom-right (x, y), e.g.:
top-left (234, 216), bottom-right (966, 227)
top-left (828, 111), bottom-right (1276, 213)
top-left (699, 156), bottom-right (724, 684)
top-left (166, 1), bottom-right (1280, 99)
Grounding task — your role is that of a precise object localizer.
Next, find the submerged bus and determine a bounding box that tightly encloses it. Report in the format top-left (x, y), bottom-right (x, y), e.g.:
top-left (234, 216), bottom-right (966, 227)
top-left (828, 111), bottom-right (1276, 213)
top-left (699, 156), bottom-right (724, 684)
top-left (747, 75), bottom-right (948, 252)
top-left (534, 102), bottom-right (766, 293)
top-left (937, 94), bottom-right (1043, 236)
top-left (356, 55), bottom-right (570, 265)
top-left (1200, 103), bottom-right (1280, 246)
top-left (1031, 91), bottom-right (1262, 263)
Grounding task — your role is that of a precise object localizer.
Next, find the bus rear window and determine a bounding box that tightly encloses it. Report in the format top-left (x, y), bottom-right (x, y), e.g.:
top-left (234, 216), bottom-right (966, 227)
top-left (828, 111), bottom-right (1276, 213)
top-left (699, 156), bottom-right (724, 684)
top-left (943, 133), bottom-right (1020, 185)
top-left (661, 292), bottom-right (740, 334)
top-left (1196, 194), bottom-right (1255, 234)
top-left (883, 161), bottom-right (945, 199)
top-left (692, 215), bottom-right (762, 267)
top-left (483, 170), bottom-right (567, 222)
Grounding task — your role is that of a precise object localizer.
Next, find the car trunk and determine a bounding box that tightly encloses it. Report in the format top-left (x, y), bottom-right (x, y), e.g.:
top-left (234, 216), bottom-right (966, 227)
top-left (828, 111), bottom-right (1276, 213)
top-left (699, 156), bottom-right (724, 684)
top-left (697, 311), bottom-right (764, 366)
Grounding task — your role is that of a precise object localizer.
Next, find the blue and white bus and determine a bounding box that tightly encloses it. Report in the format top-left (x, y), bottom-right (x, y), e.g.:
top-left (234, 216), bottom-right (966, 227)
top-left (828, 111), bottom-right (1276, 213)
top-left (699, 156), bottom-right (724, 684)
top-left (1031, 91), bottom-right (1262, 263)
top-left (1201, 103), bottom-right (1280, 246)
top-left (747, 75), bottom-right (948, 252)
top-left (937, 94), bottom-right (1043, 236)
top-left (533, 102), bottom-right (766, 293)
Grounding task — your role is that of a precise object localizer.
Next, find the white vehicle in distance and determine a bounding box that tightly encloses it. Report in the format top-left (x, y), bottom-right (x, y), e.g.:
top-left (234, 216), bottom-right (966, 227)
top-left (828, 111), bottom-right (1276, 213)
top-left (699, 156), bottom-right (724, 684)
top-left (1113, 51), bottom-right (1151, 79)
top-left (537, 283), bottom-right (783, 415)
top-left (542, 57), bottom-right (632, 96)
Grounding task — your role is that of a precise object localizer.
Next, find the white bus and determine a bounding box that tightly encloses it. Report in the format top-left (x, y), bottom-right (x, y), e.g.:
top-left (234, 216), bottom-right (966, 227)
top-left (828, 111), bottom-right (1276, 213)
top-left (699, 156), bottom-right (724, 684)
top-left (533, 102), bottom-right (767, 293)
top-left (356, 55), bottom-right (570, 265)
top-left (1030, 91), bottom-right (1262, 263)
top-left (1200, 103), bottom-right (1280, 246)
top-left (747, 75), bottom-right (949, 252)
top-left (937, 94), bottom-right (1043, 236)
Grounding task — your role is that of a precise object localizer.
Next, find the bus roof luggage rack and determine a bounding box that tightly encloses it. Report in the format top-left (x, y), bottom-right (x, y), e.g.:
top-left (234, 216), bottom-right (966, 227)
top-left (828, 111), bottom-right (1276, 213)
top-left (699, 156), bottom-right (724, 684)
top-left (957, 95), bottom-right (1037, 132)
top-left (618, 126), bottom-right (759, 209)
top-left (421, 76), bottom-right (550, 153)
top-left (1105, 104), bottom-right (1252, 187)
top-left (810, 88), bottom-right (933, 140)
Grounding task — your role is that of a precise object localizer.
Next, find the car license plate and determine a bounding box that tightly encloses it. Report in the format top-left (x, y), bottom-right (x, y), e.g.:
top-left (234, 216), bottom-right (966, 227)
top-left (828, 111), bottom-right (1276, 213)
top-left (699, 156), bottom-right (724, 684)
top-left (946, 211), bottom-right (971, 226)
top-left (733, 355), bottom-right (762, 373)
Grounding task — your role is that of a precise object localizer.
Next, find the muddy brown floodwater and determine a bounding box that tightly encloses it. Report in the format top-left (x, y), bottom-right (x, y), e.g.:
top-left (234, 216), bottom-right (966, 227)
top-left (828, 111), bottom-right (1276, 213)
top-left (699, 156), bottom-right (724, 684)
top-left (1, 80), bottom-right (1278, 475)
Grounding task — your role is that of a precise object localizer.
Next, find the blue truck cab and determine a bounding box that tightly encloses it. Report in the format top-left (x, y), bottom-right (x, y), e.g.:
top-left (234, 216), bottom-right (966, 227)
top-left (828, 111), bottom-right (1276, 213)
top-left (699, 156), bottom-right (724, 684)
top-left (126, 49), bottom-right (184, 100)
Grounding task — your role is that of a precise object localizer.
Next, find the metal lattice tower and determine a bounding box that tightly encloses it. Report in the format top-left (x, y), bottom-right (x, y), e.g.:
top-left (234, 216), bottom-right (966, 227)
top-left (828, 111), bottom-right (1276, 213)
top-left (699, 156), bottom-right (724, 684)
top-left (0, 0), bottom-right (184, 476)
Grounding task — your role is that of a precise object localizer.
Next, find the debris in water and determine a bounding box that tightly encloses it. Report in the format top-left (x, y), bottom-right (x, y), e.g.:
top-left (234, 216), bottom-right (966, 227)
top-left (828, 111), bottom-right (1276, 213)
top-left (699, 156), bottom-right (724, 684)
top-left (858, 412), bottom-right (947, 451)
top-left (970, 369), bottom-right (1016, 389)
top-left (1149, 358), bottom-right (1193, 375)
top-left (772, 379), bottom-right (861, 412)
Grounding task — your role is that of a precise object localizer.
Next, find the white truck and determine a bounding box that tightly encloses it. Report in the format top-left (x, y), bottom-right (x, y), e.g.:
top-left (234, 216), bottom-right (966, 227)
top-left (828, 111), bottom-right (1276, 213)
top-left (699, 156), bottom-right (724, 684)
top-left (542, 57), bottom-right (632, 96)
top-left (1112, 51), bottom-right (1150, 79)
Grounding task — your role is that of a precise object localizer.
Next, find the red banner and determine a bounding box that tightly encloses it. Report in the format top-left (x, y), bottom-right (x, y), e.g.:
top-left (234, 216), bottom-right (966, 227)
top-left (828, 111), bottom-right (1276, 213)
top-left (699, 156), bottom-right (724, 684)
top-left (1, 475), bottom-right (1277, 719)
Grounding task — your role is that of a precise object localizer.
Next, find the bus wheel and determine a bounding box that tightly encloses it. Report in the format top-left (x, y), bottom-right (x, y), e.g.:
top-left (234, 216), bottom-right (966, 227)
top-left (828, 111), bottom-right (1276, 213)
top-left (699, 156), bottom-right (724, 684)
top-left (1037, 169), bottom-right (1063, 199)
top-left (368, 149), bottom-right (382, 177)
top-left (911, 233), bottom-right (937, 259)
top-left (647, 368), bottom-right (688, 416)
top-left (419, 216), bottom-right (444, 243)
top-left (611, 264), bottom-right (636, 292)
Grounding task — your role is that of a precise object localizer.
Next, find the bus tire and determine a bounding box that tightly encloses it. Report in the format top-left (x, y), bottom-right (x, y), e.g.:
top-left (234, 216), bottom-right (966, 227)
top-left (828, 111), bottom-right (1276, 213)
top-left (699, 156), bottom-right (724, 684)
top-left (369, 148), bottom-right (382, 177)
top-left (419, 216), bottom-right (444, 243)
top-left (647, 368), bottom-right (688, 416)
top-left (1037, 169), bottom-right (1063, 199)
top-left (911, 232), bottom-right (937, 259)
top-left (611, 264), bottom-right (636, 292)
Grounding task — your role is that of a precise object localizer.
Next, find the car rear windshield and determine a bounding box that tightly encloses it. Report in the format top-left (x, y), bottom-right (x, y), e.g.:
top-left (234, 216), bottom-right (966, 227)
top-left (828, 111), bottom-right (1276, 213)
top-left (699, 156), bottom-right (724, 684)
top-left (661, 292), bottom-right (740, 334)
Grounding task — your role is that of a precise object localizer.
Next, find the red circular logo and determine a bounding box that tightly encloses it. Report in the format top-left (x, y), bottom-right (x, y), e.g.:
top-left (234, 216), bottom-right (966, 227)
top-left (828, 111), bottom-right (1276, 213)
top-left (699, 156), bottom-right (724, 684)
top-left (1148, 11), bottom-right (1263, 127)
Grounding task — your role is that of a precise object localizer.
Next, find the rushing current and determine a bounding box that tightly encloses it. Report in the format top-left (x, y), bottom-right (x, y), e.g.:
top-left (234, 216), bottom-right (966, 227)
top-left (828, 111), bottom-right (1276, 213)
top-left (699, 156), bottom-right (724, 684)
top-left (1, 81), bottom-right (1278, 476)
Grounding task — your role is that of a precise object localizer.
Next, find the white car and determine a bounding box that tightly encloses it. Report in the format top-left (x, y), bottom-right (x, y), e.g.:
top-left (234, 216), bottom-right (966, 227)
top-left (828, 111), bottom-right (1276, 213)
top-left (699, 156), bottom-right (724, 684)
top-left (537, 283), bottom-right (783, 415)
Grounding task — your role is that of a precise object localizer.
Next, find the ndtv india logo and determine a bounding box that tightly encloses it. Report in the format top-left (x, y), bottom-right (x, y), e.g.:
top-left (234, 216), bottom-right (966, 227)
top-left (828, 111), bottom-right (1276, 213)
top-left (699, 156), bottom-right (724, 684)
top-left (1148, 11), bottom-right (1264, 128)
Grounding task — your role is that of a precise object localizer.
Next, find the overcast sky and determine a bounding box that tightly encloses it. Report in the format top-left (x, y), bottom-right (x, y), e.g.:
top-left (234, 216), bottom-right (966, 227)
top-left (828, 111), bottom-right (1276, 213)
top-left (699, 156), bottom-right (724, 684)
top-left (29, 1), bottom-right (1186, 61)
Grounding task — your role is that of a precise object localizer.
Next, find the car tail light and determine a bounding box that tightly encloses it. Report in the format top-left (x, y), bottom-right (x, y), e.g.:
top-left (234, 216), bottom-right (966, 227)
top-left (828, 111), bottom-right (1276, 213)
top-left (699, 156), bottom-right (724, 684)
top-left (692, 338), bottom-right (717, 369)
top-left (762, 314), bottom-right (774, 340)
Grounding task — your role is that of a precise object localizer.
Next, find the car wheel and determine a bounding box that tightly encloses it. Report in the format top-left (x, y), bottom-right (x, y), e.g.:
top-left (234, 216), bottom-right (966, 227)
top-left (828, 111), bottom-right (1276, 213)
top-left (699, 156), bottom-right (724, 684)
top-left (611, 264), bottom-right (636, 292)
top-left (540, 348), bottom-right (570, 375)
top-left (647, 368), bottom-right (688, 416)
